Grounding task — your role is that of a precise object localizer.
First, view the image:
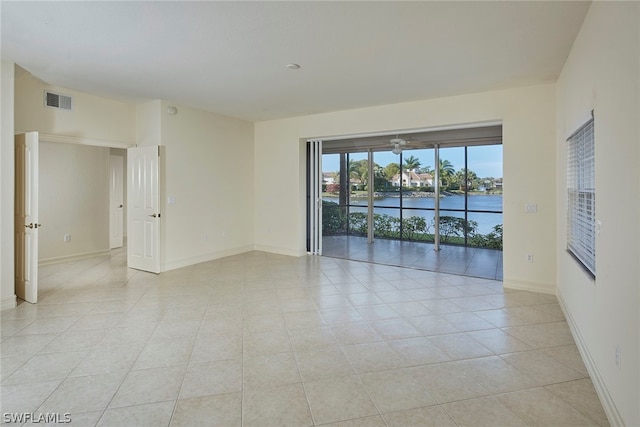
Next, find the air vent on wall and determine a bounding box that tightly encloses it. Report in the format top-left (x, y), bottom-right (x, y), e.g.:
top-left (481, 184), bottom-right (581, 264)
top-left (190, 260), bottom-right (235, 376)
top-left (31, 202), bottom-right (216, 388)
top-left (45, 91), bottom-right (73, 111)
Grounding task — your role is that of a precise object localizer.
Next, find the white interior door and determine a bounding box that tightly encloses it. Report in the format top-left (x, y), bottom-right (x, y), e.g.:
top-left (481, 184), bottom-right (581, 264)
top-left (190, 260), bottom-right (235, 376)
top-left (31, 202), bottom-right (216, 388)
top-left (109, 154), bottom-right (124, 249)
top-left (127, 146), bottom-right (160, 273)
top-left (15, 132), bottom-right (39, 303)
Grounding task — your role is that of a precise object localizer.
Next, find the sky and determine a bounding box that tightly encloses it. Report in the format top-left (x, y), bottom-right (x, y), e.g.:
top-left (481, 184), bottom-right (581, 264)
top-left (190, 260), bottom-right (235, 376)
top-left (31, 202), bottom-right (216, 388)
top-left (322, 144), bottom-right (503, 179)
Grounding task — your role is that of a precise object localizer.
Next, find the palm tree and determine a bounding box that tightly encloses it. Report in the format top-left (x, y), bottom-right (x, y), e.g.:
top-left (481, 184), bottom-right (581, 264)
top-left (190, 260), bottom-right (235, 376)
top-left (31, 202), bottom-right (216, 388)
top-left (438, 159), bottom-right (455, 188)
top-left (348, 159), bottom-right (368, 190)
top-left (403, 155), bottom-right (421, 171)
top-left (439, 159), bottom-right (455, 175)
top-left (418, 166), bottom-right (434, 175)
top-left (454, 168), bottom-right (479, 191)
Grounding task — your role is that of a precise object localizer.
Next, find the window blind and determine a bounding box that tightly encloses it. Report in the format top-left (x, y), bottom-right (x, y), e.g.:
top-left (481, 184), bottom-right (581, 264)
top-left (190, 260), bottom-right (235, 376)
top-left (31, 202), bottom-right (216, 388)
top-left (567, 115), bottom-right (595, 277)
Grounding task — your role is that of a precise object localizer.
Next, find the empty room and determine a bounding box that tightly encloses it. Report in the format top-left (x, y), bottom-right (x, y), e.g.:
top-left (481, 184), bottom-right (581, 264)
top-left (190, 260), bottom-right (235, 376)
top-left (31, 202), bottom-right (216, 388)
top-left (1, 2), bottom-right (638, 426)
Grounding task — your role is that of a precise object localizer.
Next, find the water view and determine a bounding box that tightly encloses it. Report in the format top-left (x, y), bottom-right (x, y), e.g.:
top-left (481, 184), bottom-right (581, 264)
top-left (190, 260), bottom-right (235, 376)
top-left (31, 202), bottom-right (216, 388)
top-left (321, 144), bottom-right (503, 248)
top-left (323, 193), bottom-right (502, 235)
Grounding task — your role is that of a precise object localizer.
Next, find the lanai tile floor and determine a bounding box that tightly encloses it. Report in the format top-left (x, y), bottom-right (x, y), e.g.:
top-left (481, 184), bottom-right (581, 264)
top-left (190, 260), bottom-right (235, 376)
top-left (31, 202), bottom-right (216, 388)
top-left (323, 235), bottom-right (503, 280)
top-left (0, 248), bottom-right (608, 426)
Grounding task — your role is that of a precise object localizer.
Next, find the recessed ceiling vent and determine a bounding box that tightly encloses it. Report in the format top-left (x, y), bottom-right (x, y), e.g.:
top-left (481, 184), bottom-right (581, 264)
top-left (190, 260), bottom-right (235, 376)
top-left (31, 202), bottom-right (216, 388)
top-left (44, 91), bottom-right (73, 111)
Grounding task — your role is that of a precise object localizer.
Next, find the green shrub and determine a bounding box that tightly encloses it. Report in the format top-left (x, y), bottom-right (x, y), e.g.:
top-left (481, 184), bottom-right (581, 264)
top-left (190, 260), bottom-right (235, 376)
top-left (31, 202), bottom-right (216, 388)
top-left (348, 212), bottom-right (368, 236)
top-left (324, 206), bottom-right (502, 250)
top-left (485, 224), bottom-right (503, 250)
top-left (468, 224), bottom-right (503, 250)
top-left (373, 214), bottom-right (396, 237)
top-left (439, 216), bottom-right (477, 243)
top-left (322, 201), bottom-right (346, 235)
top-left (402, 216), bottom-right (428, 241)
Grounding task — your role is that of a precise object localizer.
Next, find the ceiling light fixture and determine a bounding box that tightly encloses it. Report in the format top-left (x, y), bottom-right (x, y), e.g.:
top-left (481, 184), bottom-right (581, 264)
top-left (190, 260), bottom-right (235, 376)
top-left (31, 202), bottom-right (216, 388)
top-left (390, 136), bottom-right (407, 155)
top-left (286, 63), bottom-right (301, 70)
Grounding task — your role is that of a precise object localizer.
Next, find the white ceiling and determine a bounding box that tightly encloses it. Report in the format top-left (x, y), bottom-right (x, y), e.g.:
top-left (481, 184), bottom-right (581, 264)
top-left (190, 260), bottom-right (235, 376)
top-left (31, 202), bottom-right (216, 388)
top-left (1, 1), bottom-right (590, 122)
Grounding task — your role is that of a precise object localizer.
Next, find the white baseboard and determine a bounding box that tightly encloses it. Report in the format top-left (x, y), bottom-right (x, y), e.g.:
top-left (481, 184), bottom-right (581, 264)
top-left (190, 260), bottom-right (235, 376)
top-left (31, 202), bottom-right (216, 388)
top-left (39, 250), bottom-right (111, 266)
top-left (502, 278), bottom-right (556, 294)
top-left (1, 295), bottom-right (17, 311)
top-left (161, 245), bottom-right (255, 272)
top-left (252, 244), bottom-right (306, 258)
top-left (556, 289), bottom-right (623, 427)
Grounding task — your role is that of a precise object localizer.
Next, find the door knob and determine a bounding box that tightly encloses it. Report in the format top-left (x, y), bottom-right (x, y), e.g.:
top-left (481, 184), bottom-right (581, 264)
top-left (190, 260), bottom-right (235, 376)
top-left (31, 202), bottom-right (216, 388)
top-left (149, 213), bottom-right (160, 218)
top-left (35, 224), bottom-right (42, 228)
top-left (118, 204), bottom-right (123, 208)
top-left (25, 223), bottom-right (33, 229)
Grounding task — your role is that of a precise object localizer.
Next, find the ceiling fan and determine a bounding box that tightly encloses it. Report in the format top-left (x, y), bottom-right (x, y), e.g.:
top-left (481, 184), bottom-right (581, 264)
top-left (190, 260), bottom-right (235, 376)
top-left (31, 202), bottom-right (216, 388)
top-left (390, 136), bottom-right (408, 155)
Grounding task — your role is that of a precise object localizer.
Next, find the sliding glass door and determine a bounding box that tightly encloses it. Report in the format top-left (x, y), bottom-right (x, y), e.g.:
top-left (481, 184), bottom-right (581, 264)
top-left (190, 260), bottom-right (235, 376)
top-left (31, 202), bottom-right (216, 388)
top-left (320, 151), bottom-right (371, 240)
top-left (319, 146), bottom-right (502, 250)
top-left (311, 125), bottom-right (503, 253)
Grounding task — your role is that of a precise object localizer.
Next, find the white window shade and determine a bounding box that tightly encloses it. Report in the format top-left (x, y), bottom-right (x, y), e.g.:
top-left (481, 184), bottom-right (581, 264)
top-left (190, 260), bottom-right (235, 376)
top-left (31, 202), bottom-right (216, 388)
top-left (567, 115), bottom-right (595, 277)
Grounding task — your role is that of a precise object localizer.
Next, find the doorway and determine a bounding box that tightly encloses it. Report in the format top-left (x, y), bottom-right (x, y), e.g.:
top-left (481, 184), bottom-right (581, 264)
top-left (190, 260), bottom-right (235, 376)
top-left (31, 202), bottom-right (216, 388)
top-left (110, 151), bottom-right (125, 250)
top-left (21, 140), bottom-right (128, 304)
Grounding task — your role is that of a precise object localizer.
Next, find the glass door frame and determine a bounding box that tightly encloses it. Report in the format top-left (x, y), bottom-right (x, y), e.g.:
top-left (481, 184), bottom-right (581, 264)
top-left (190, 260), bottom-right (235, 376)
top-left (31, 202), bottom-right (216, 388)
top-left (314, 125), bottom-right (503, 251)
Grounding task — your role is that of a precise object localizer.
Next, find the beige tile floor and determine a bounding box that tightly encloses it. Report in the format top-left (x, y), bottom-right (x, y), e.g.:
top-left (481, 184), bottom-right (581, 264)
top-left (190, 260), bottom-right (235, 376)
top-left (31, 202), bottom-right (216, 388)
top-left (1, 249), bottom-right (609, 426)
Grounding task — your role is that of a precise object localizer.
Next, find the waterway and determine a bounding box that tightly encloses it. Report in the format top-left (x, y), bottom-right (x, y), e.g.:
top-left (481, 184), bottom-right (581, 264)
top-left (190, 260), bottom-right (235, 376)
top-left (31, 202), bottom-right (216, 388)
top-left (323, 194), bottom-right (503, 235)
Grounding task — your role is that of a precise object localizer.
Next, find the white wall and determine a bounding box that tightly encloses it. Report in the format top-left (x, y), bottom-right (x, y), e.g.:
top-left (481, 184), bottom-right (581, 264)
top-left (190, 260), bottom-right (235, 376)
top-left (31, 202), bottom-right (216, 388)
top-left (15, 66), bottom-right (135, 144)
top-left (39, 142), bottom-right (110, 263)
top-left (136, 101), bottom-right (255, 271)
top-left (136, 100), bottom-right (162, 147)
top-left (556, 2), bottom-right (639, 425)
top-left (254, 84), bottom-right (557, 293)
top-left (1, 61), bottom-right (16, 310)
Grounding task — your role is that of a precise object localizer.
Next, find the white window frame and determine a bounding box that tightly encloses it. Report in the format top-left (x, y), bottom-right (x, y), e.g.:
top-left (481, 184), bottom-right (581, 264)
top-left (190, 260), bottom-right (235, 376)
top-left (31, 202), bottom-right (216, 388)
top-left (566, 113), bottom-right (596, 278)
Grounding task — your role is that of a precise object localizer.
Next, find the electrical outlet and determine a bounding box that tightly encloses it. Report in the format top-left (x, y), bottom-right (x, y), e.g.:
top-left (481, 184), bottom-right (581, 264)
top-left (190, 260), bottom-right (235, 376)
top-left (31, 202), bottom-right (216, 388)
top-left (526, 254), bottom-right (534, 263)
top-left (525, 203), bottom-right (537, 213)
top-left (615, 345), bottom-right (621, 369)
top-left (63, 234), bottom-right (71, 242)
